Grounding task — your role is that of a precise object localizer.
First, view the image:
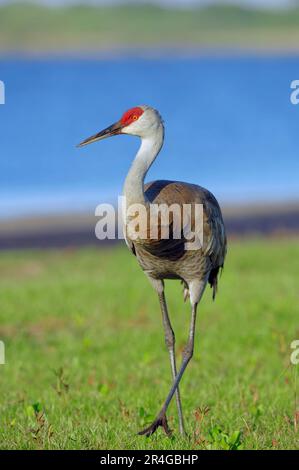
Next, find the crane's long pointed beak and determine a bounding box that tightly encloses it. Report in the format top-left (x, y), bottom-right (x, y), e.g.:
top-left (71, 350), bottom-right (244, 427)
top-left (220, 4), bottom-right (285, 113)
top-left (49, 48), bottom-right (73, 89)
top-left (77, 121), bottom-right (123, 148)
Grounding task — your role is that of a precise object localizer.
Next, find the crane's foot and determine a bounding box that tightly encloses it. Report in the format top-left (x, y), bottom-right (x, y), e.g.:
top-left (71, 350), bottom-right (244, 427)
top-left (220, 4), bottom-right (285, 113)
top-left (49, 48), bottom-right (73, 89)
top-left (138, 412), bottom-right (172, 437)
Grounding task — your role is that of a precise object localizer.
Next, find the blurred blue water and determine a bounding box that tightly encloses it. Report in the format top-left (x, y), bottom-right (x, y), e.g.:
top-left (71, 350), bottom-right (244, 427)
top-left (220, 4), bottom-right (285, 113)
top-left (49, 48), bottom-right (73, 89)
top-left (0, 56), bottom-right (298, 218)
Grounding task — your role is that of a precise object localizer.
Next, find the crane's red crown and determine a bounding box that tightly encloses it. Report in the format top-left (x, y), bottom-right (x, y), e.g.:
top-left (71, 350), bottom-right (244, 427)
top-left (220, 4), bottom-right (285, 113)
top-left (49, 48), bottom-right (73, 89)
top-left (121, 107), bottom-right (144, 126)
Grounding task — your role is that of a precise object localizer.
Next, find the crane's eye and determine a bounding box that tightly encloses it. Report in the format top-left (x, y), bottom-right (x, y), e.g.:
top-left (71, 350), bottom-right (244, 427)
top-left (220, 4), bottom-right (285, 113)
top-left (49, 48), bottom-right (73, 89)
top-left (132, 115), bottom-right (138, 121)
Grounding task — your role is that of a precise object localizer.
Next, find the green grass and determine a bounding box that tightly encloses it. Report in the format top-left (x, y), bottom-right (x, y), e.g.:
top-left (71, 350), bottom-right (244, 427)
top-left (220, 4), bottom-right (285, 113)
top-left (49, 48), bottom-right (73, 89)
top-left (0, 239), bottom-right (298, 449)
top-left (1, 4), bottom-right (299, 52)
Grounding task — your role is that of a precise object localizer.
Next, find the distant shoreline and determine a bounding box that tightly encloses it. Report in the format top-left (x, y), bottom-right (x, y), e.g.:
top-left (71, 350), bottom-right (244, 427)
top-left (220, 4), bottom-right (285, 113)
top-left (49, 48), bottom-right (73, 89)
top-left (1, 46), bottom-right (299, 60)
top-left (1, 4), bottom-right (299, 57)
top-left (1, 202), bottom-right (298, 250)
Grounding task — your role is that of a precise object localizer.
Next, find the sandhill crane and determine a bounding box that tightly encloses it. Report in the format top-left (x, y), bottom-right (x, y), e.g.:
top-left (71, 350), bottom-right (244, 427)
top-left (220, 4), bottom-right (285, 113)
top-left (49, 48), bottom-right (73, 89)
top-left (78, 105), bottom-right (227, 437)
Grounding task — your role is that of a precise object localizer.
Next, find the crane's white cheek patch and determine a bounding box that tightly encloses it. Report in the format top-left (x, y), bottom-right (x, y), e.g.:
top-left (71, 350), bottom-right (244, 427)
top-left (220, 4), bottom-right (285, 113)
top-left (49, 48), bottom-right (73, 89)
top-left (122, 122), bottom-right (141, 135)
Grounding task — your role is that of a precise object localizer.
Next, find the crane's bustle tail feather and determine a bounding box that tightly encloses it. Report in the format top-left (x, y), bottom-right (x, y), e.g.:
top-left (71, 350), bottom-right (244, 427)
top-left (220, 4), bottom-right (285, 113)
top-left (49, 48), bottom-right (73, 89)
top-left (208, 267), bottom-right (221, 301)
top-left (180, 280), bottom-right (189, 302)
top-left (183, 288), bottom-right (189, 303)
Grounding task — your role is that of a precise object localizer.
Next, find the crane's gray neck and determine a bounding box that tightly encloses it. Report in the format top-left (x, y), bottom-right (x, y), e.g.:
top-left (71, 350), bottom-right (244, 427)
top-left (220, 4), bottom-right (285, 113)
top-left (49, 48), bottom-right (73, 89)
top-left (123, 124), bottom-right (164, 207)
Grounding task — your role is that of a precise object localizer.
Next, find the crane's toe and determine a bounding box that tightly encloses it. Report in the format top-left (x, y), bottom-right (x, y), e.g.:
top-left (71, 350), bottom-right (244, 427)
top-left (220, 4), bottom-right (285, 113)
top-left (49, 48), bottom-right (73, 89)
top-left (138, 413), bottom-right (172, 437)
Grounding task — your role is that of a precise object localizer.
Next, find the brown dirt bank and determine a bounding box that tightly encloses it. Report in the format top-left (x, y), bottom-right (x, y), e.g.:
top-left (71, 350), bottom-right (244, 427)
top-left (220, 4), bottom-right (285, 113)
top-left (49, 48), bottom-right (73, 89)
top-left (0, 202), bottom-right (298, 250)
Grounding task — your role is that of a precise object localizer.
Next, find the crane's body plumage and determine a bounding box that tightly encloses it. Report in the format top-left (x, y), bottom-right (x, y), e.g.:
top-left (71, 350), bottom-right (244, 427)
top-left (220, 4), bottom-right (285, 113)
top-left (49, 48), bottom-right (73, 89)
top-left (79, 105), bottom-right (227, 437)
top-left (131, 180), bottom-right (226, 289)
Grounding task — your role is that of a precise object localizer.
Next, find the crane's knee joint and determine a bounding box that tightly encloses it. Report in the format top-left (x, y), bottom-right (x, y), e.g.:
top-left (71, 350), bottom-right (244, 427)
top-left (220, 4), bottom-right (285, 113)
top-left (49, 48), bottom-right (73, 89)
top-left (183, 344), bottom-right (193, 361)
top-left (165, 330), bottom-right (175, 349)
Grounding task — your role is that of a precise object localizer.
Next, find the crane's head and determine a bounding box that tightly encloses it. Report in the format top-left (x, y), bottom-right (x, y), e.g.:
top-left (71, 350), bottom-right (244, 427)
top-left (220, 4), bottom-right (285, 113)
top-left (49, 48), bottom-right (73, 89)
top-left (77, 105), bottom-right (163, 147)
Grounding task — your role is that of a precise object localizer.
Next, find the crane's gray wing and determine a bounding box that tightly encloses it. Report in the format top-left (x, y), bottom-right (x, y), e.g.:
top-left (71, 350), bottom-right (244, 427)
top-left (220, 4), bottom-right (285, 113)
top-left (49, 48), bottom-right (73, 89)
top-left (144, 180), bottom-right (226, 262)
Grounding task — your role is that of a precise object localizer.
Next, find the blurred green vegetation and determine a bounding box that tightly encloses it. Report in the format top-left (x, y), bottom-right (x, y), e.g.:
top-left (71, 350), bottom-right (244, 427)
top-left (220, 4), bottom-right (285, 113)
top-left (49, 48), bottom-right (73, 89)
top-left (1, 3), bottom-right (299, 52)
top-left (0, 239), bottom-right (298, 449)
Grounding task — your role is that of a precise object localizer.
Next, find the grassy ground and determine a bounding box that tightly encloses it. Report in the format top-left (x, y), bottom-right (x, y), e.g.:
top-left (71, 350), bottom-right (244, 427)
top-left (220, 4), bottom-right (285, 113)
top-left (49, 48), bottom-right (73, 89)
top-left (0, 238), bottom-right (298, 450)
top-left (1, 4), bottom-right (299, 52)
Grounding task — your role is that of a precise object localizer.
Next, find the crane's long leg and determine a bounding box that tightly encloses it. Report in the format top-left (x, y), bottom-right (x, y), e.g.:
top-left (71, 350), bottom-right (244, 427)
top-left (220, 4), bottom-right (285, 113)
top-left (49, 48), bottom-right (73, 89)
top-left (158, 290), bottom-right (185, 436)
top-left (139, 278), bottom-right (207, 438)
